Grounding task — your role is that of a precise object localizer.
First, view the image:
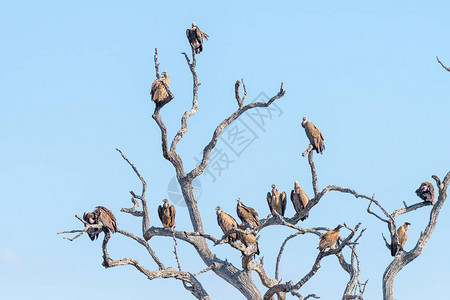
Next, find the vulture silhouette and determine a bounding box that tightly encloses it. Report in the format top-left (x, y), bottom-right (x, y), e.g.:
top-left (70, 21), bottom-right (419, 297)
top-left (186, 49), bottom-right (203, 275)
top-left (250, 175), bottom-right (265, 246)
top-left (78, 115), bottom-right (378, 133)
top-left (415, 182), bottom-right (435, 205)
top-left (236, 198), bottom-right (260, 228)
top-left (83, 211), bottom-right (101, 241)
top-left (318, 225), bottom-right (343, 251)
top-left (94, 206), bottom-right (117, 234)
top-left (158, 199), bottom-right (176, 229)
top-left (151, 71), bottom-right (170, 105)
top-left (391, 222), bottom-right (411, 256)
top-left (267, 184), bottom-right (286, 217)
top-left (216, 206), bottom-right (240, 242)
top-left (186, 22), bottom-right (209, 54)
top-left (290, 181), bottom-right (309, 221)
top-left (302, 116), bottom-right (325, 154)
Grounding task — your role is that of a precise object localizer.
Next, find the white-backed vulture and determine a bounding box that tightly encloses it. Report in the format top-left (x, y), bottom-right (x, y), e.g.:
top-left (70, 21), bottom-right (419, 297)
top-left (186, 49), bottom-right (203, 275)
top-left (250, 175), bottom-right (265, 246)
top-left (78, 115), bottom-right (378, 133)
top-left (94, 206), bottom-right (117, 234)
top-left (415, 182), bottom-right (435, 205)
top-left (83, 211), bottom-right (101, 241)
top-left (290, 181), bottom-right (309, 221)
top-left (302, 116), bottom-right (325, 154)
top-left (241, 230), bottom-right (260, 256)
top-left (216, 206), bottom-right (240, 242)
top-left (158, 199), bottom-right (176, 229)
top-left (318, 224), bottom-right (343, 251)
top-left (186, 22), bottom-right (209, 54)
top-left (236, 198), bottom-right (260, 228)
top-left (267, 184), bottom-right (286, 217)
top-left (391, 222), bottom-right (411, 256)
top-left (150, 71), bottom-right (170, 104)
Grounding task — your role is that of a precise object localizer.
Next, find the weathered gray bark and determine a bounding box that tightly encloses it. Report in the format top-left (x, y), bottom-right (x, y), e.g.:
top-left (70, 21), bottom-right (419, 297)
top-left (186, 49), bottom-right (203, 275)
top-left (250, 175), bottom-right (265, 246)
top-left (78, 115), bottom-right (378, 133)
top-left (381, 172), bottom-right (450, 300)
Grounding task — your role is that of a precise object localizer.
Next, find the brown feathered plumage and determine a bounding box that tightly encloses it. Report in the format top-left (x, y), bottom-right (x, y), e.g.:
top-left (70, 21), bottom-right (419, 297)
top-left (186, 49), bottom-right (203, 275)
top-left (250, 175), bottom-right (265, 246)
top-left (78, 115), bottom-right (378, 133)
top-left (391, 222), bottom-right (410, 256)
top-left (236, 198), bottom-right (260, 228)
top-left (186, 22), bottom-right (209, 54)
top-left (94, 206), bottom-right (117, 234)
top-left (290, 181), bottom-right (309, 221)
top-left (158, 199), bottom-right (176, 229)
top-left (216, 206), bottom-right (240, 242)
top-left (240, 231), bottom-right (260, 256)
top-left (415, 182), bottom-right (435, 205)
top-left (267, 184), bottom-right (286, 217)
top-left (302, 116), bottom-right (325, 154)
top-left (83, 211), bottom-right (101, 241)
top-left (318, 225), bottom-right (343, 251)
top-left (151, 71), bottom-right (170, 104)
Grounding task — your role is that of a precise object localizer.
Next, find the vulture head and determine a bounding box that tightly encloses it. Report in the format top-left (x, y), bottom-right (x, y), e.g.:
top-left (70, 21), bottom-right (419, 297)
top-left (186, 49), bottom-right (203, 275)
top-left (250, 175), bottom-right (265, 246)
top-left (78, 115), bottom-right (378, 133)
top-left (294, 180), bottom-right (299, 188)
top-left (302, 116), bottom-right (307, 128)
top-left (404, 222), bottom-right (411, 228)
top-left (215, 206), bottom-right (222, 213)
top-left (271, 184), bottom-right (276, 189)
top-left (192, 22), bottom-right (196, 28)
top-left (236, 198), bottom-right (242, 206)
top-left (161, 71), bottom-right (168, 78)
top-left (335, 224), bottom-right (344, 230)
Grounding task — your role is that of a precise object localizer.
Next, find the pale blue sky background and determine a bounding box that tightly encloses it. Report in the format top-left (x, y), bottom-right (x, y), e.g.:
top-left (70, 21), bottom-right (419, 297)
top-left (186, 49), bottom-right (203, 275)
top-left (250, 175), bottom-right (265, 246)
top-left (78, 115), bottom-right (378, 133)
top-left (1, 1), bottom-right (449, 299)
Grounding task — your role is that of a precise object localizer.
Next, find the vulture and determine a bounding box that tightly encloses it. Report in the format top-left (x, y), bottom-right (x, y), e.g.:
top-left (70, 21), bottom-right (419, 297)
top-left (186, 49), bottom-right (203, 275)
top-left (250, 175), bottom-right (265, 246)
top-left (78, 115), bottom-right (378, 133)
top-left (216, 206), bottom-right (240, 242)
top-left (240, 230), bottom-right (260, 256)
top-left (186, 22), bottom-right (209, 54)
top-left (158, 199), bottom-right (176, 229)
top-left (290, 181), bottom-right (309, 221)
top-left (318, 225), bottom-right (343, 251)
top-left (95, 206), bottom-right (117, 234)
top-left (83, 211), bottom-right (101, 241)
top-left (391, 222), bottom-right (411, 256)
top-left (150, 71), bottom-right (170, 104)
top-left (302, 116), bottom-right (325, 154)
top-left (267, 184), bottom-right (286, 217)
top-left (236, 198), bottom-right (260, 228)
top-left (415, 182), bottom-right (435, 205)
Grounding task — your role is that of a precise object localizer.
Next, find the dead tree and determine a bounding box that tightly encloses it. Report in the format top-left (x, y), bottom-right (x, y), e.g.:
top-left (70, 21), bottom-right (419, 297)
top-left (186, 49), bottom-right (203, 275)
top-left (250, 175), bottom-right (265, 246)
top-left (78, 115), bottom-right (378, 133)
top-left (58, 40), bottom-right (449, 300)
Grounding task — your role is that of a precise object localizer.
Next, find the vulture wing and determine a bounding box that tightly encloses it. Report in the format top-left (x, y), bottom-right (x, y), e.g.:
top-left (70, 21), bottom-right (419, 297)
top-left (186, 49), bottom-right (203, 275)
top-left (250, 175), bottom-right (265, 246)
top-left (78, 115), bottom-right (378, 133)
top-left (169, 205), bottom-right (176, 228)
top-left (305, 122), bottom-right (325, 154)
top-left (95, 206), bottom-right (117, 233)
top-left (266, 192), bottom-right (274, 214)
top-left (280, 192), bottom-right (286, 216)
top-left (157, 205), bottom-right (164, 225)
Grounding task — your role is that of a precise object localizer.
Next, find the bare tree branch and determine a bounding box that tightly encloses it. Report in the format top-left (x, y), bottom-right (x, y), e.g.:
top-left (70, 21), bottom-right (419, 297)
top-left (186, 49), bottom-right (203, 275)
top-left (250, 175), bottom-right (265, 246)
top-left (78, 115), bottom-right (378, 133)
top-left (186, 83), bottom-right (286, 182)
top-left (170, 50), bottom-right (199, 153)
top-left (101, 230), bottom-right (210, 300)
top-left (436, 56), bottom-right (450, 72)
top-left (116, 148), bottom-right (150, 233)
top-left (368, 171), bottom-right (450, 300)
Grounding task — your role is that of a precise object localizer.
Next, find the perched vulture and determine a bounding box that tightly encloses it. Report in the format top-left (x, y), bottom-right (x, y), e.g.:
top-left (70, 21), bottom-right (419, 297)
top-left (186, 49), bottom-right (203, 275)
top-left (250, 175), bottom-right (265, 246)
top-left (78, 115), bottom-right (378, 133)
top-left (150, 71), bottom-right (170, 104)
top-left (302, 116), bottom-right (325, 154)
top-left (83, 211), bottom-right (101, 241)
top-left (216, 206), bottom-right (240, 242)
top-left (391, 222), bottom-right (411, 256)
top-left (158, 199), bottom-right (176, 229)
top-left (94, 206), bottom-right (117, 234)
top-left (318, 225), bottom-right (343, 251)
top-left (236, 198), bottom-right (260, 228)
top-left (186, 22), bottom-right (209, 54)
top-left (267, 184), bottom-right (286, 217)
top-left (415, 182), bottom-right (435, 205)
top-left (290, 181), bottom-right (309, 221)
top-left (240, 230), bottom-right (260, 256)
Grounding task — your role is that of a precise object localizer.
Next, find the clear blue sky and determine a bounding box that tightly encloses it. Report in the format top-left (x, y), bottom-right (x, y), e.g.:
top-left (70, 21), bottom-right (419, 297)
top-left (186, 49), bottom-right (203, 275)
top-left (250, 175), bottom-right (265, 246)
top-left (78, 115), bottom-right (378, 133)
top-left (1, 1), bottom-right (449, 299)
